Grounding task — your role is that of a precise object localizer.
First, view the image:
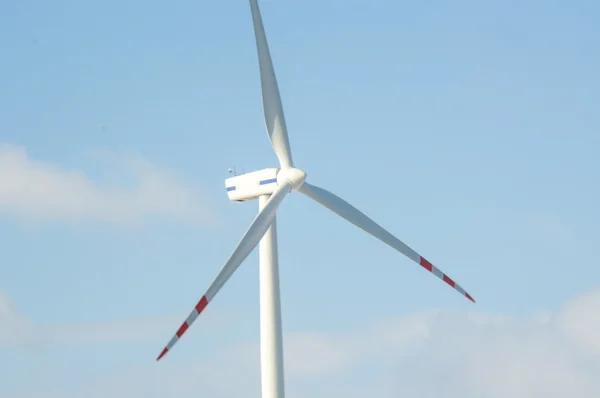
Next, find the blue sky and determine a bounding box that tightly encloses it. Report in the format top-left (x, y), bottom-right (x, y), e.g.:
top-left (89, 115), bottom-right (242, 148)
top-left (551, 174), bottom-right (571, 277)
top-left (1, 0), bottom-right (599, 396)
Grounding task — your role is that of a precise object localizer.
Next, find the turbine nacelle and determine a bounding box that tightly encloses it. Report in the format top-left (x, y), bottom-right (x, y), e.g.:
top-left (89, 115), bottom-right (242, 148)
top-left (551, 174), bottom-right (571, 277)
top-left (224, 167), bottom-right (306, 202)
top-left (225, 168), bottom-right (279, 202)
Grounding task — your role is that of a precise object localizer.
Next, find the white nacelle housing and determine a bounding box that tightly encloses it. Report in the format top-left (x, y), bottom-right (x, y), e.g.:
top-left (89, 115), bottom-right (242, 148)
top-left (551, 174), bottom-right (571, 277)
top-left (226, 168), bottom-right (280, 202)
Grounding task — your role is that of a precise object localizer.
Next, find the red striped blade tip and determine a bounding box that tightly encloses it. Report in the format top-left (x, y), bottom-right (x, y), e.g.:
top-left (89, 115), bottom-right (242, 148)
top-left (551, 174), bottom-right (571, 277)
top-left (419, 257), bottom-right (476, 304)
top-left (157, 347), bottom-right (168, 361)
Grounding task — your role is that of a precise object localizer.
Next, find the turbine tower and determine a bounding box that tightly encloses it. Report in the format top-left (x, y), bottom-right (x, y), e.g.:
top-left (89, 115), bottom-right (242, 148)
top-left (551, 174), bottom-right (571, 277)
top-left (156, 1), bottom-right (475, 397)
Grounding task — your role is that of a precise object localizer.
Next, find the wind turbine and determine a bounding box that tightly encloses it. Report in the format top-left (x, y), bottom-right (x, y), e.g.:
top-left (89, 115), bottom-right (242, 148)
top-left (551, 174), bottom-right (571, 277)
top-left (156, 1), bottom-right (475, 397)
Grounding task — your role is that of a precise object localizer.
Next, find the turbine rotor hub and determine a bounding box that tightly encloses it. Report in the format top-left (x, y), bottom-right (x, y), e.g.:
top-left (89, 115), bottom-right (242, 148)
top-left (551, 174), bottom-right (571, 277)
top-left (277, 167), bottom-right (306, 190)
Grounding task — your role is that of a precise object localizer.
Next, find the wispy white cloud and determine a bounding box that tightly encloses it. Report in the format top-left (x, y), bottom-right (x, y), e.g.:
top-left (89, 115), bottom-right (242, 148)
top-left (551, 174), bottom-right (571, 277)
top-left (193, 286), bottom-right (600, 397)
top-left (225, 311), bottom-right (434, 379)
top-left (0, 143), bottom-right (216, 226)
top-left (2, 287), bottom-right (600, 397)
top-left (0, 291), bottom-right (182, 348)
top-left (554, 288), bottom-right (600, 356)
top-left (0, 291), bottom-right (37, 348)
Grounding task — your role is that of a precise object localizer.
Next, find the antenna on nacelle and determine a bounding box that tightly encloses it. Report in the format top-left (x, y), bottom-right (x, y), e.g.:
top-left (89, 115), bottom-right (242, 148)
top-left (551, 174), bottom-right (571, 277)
top-left (228, 167), bottom-right (238, 176)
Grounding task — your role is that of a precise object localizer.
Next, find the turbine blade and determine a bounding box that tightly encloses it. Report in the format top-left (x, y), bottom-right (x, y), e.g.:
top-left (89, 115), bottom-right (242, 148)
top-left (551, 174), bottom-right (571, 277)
top-left (249, 0), bottom-right (294, 168)
top-left (156, 182), bottom-right (292, 361)
top-left (297, 182), bottom-right (475, 303)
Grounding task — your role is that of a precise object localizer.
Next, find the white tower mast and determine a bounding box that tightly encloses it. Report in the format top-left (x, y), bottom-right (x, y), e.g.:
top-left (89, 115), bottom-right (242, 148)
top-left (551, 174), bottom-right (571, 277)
top-left (258, 194), bottom-right (286, 398)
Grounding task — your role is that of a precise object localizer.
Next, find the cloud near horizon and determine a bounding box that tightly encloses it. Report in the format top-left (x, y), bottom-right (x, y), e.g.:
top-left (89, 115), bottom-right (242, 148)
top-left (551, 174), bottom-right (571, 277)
top-left (2, 287), bottom-right (599, 397)
top-left (0, 143), bottom-right (215, 226)
top-left (218, 288), bottom-right (600, 398)
top-left (0, 291), bottom-right (185, 349)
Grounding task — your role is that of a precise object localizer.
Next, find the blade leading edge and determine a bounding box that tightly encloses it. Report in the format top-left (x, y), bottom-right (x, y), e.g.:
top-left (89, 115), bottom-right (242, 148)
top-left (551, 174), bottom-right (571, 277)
top-left (156, 182), bottom-right (292, 361)
top-left (249, 0), bottom-right (294, 168)
top-left (297, 182), bottom-right (475, 303)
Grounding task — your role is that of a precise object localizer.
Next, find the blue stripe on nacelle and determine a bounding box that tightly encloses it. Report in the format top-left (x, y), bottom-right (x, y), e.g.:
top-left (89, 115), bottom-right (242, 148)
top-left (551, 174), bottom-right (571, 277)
top-left (259, 178), bottom-right (277, 185)
top-left (226, 186), bottom-right (236, 191)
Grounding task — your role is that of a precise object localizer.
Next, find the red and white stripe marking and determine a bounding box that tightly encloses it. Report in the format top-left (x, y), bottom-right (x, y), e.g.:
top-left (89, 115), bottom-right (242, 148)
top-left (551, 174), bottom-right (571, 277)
top-left (418, 257), bottom-right (475, 303)
top-left (156, 253), bottom-right (474, 362)
top-left (157, 295), bottom-right (209, 361)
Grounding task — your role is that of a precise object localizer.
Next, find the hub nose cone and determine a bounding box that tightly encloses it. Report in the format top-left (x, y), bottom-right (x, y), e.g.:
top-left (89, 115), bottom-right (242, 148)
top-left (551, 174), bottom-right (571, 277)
top-left (277, 167), bottom-right (306, 190)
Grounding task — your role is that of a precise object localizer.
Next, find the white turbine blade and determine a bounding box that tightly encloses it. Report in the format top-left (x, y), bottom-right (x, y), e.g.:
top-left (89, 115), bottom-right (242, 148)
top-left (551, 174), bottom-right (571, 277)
top-left (298, 182), bottom-right (475, 303)
top-left (157, 182), bottom-right (292, 361)
top-left (249, 0), bottom-right (294, 168)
